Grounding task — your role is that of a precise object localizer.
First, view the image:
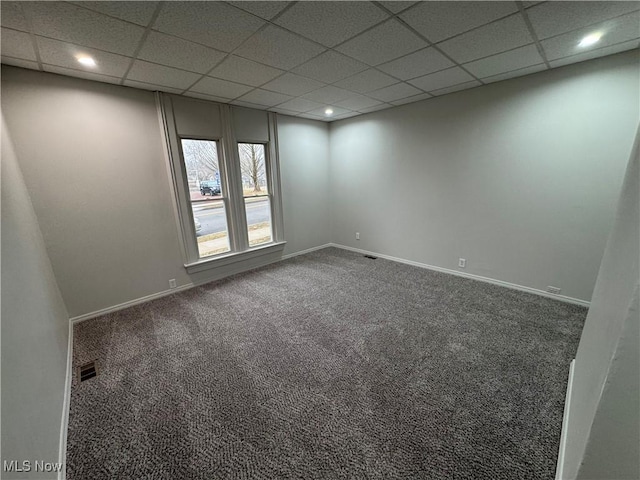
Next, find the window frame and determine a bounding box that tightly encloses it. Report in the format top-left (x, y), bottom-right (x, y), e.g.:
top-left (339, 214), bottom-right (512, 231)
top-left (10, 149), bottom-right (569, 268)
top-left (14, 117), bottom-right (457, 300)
top-left (157, 93), bottom-right (285, 273)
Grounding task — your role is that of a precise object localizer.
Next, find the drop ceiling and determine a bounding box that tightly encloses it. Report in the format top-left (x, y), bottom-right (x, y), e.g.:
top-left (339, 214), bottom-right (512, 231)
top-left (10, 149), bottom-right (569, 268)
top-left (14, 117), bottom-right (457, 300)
top-left (1, 1), bottom-right (639, 122)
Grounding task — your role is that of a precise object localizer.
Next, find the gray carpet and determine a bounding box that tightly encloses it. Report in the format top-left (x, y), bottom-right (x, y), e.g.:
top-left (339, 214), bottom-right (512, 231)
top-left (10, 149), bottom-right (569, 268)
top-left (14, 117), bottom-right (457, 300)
top-left (67, 247), bottom-right (586, 479)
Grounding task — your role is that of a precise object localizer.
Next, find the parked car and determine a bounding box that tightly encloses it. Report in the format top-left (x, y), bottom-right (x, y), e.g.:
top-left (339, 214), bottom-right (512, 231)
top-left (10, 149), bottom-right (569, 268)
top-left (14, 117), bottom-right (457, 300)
top-left (200, 181), bottom-right (221, 196)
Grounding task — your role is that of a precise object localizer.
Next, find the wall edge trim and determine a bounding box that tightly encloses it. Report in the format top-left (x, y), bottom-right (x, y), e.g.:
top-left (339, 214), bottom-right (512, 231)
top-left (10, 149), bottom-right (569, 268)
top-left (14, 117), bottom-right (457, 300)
top-left (58, 323), bottom-right (73, 480)
top-left (556, 358), bottom-right (577, 480)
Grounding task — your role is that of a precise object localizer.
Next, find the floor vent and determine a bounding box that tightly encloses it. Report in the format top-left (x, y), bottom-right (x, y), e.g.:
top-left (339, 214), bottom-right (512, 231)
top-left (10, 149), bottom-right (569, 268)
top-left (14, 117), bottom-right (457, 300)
top-left (364, 255), bottom-right (378, 260)
top-left (79, 362), bottom-right (97, 382)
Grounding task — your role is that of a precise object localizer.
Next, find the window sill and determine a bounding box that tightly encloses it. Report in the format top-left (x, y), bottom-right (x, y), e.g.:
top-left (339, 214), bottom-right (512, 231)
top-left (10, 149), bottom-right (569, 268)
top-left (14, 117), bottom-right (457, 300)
top-left (184, 241), bottom-right (286, 274)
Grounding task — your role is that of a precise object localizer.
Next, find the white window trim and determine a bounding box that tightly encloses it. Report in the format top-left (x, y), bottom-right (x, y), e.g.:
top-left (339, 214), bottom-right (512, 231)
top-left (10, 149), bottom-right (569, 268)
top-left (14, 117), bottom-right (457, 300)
top-left (156, 93), bottom-right (285, 273)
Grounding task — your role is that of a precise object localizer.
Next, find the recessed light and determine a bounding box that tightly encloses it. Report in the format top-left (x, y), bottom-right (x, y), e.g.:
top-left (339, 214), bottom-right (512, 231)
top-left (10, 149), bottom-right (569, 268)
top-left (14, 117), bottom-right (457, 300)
top-left (76, 56), bottom-right (96, 67)
top-left (325, 108), bottom-right (333, 116)
top-left (578, 32), bottom-right (603, 48)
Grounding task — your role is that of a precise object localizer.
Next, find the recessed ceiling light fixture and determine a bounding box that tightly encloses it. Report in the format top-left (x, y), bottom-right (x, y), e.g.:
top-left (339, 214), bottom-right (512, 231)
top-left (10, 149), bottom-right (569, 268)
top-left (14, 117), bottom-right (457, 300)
top-left (325, 108), bottom-right (333, 116)
top-left (76, 55), bottom-right (96, 67)
top-left (578, 32), bottom-right (603, 48)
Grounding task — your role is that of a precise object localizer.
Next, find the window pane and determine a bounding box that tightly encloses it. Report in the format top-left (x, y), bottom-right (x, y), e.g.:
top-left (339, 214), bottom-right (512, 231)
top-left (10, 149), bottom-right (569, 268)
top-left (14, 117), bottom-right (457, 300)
top-left (245, 197), bottom-right (272, 247)
top-left (181, 139), bottom-right (229, 258)
top-left (193, 199), bottom-right (230, 258)
top-left (238, 143), bottom-right (268, 197)
top-left (181, 139), bottom-right (223, 203)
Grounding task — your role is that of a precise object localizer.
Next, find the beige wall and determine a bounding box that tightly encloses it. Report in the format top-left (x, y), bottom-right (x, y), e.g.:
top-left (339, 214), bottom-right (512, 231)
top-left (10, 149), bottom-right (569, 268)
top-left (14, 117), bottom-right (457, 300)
top-left (1, 66), bottom-right (331, 318)
top-left (329, 50), bottom-right (639, 303)
top-left (1, 114), bottom-right (69, 479)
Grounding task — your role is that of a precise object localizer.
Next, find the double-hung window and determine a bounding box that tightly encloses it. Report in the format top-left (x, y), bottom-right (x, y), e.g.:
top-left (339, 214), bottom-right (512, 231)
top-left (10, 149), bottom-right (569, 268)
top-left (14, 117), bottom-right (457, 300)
top-left (158, 94), bottom-right (284, 272)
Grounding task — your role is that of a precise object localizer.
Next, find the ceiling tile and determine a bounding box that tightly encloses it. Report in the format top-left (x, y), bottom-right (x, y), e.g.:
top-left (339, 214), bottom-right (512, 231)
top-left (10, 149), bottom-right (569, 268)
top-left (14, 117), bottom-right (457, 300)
top-left (228, 2), bottom-right (290, 20)
top-left (549, 39), bottom-right (640, 68)
top-left (463, 44), bottom-right (543, 78)
top-left (1, 2), bottom-right (28, 31)
top-left (369, 82), bottom-right (422, 102)
top-left (235, 88), bottom-right (292, 107)
top-left (153, 1), bottom-right (264, 52)
top-left (230, 99), bottom-right (268, 110)
top-left (541, 12), bottom-right (640, 61)
top-left (268, 106), bottom-right (300, 116)
top-left (379, 2), bottom-right (418, 14)
top-left (303, 85), bottom-right (354, 104)
top-left (234, 25), bottom-right (325, 70)
top-left (209, 55), bottom-right (283, 87)
top-left (390, 92), bottom-right (433, 106)
top-left (123, 79), bottom-right (183, 94)
top-left (308, 106), bottom-right (352, 117)
top-left (292, 50), bottom-right (368, 84)
top-left (400, 1), bottom-right (518, 43)
top-left (24, 2), bottom-right (145, 56)
top-left (297, 112), bottom-right (326, 121)
top-left (522, 1), bottom-right (544, 8)
top-left (2, 57), bottom-right (39, 70)
top-left (261, 73), bottom-right (325, 96)
top-left (430, 80), bottom-right (481, 96)
top-left (37, 37), bottom-right (131, 77)
top-left (336, 19), bottom-right (427, 66)
top-left (274, 2), bottom-right (388, 47)
top-left (527, 1), bottom-right (640, 40)
top-left (483, 63), bottom-right (547, 83)
top-left (408, 66), bottom-right (475, 92)
top-left (71, 1), bottom-right (158, 26)
top-left (377, 47), bottom-right (454, 80)
top-left (358, 103), bottom-right (393, 113)
top-left (331, 111), bottom-right (361, 120)
top-left (189, 76), bottom-right (253, 99)
top-left (137, 31), bottom-right (226, 74)
top-left (276, 97), bottom-right (325, 113)
top-left (1, 28), bottom-right (36, 61)
top-left (335, 94), bottom-right (382, 110)
top-left (438, 14), bottom-right (533, 63)
top-left (127, 60), bottom-right (201, 90)
top-left (333, 69), bottom-right (398, 93)
top-left (44, 65), bottom-right (121, 85)
top-left (183, 91), bottom-right (233, 103)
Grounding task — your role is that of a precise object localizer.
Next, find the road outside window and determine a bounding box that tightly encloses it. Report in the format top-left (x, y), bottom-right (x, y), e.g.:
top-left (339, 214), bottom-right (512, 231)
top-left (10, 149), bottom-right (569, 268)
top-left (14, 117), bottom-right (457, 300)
top-left (238, 143), bottom-right (272, 247)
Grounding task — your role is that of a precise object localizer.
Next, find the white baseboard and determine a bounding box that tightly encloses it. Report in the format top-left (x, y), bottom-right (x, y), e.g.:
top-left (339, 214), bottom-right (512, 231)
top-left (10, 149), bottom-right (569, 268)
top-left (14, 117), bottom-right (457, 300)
top-left (70, 283), bottom-right (195, 324)
top-left (556, 359), bottom-right (576, 480)
top-left (69, 243), bottom-right (334, 324)
top-left (329, 244), bottom-right (590, 307)
top-left (58, 322), bottom-right (74, 480)
top-left (282, 243), bottom-right (332, 260)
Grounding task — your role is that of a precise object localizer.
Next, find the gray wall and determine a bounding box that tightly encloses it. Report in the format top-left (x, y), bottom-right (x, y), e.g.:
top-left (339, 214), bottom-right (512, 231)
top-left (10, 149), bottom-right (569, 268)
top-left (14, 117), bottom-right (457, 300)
top-left (329, 51), bottom-right (639, 303)
top-left (1, 66), bottom-right (331, 318)
top-left (1, 114), bottom-right (69, 479)
top-left (278, 115), bottom-right (331, 255)
top-left (563, 126), bottom-right (639, 480)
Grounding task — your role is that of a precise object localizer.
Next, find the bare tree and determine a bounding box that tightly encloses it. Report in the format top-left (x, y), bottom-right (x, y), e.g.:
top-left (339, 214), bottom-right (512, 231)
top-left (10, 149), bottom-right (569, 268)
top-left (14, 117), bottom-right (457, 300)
top-left (238, 143), bottom-right (266, 193)
top-left (182, 140), bottom-right (219, 182)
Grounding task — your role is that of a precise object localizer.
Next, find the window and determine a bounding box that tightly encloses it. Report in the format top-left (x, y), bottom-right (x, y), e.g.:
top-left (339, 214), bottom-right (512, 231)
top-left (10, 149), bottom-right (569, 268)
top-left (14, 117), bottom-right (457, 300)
top-left (158, 94), bottom-right (284, 272)
top-left (181, 139), bottom-right (230, 258)
top-left (238, 143), bottom-right (272, 247)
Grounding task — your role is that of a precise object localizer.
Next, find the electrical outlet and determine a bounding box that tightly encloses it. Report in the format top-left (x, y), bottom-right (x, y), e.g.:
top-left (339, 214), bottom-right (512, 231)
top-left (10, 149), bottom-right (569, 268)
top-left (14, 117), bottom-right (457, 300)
top-left (356, 232), bottom-right (360, 240)
top-left (547, 286), bottom-right (561, 295)
top-left (458, 258), bottom-right (466, 268)
top-left (169, 279), bottom-right (177, 289)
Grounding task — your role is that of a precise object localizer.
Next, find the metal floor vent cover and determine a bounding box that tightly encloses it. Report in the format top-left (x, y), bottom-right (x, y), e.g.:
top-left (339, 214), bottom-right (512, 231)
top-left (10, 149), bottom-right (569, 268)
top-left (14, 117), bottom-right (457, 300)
top-left (78, 361), bottom-right (97, 382)
top-left (364, 255), bottom-right (378, 259)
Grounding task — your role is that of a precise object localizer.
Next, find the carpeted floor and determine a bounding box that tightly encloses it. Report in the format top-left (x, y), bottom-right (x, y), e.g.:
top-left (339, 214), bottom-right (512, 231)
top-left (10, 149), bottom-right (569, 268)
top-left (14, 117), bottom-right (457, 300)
top-left (67, 247), bottom-right (586, 479)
